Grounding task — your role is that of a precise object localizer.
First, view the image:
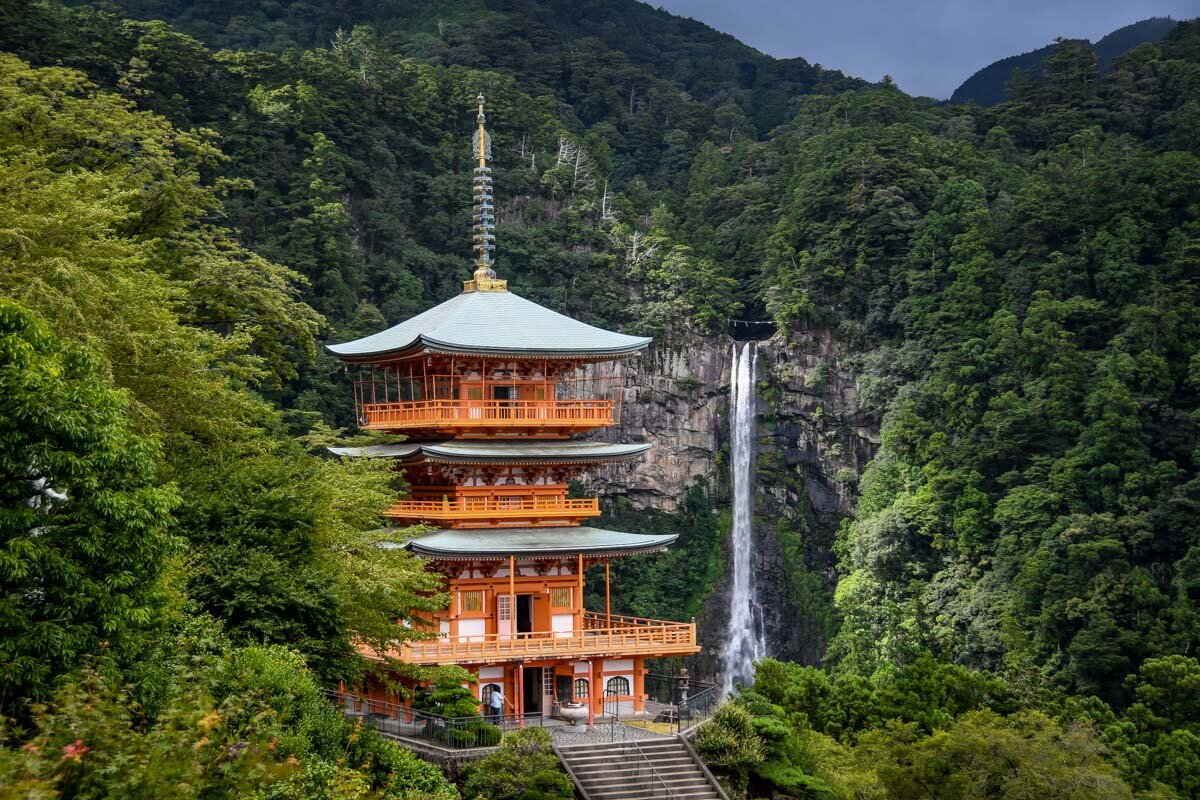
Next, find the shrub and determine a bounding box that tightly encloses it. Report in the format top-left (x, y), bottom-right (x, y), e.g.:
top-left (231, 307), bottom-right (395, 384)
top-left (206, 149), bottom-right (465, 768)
top-left (458, 726), bottom-right (572, 800)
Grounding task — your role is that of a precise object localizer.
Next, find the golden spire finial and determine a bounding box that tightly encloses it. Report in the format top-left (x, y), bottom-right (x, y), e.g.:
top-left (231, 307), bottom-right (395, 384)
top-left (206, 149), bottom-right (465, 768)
top-left (466, 94), bottom-right (506, 292)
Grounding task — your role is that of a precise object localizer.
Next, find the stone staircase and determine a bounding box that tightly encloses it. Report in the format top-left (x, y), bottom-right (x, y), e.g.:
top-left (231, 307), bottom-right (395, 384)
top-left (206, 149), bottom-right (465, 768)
top-left (554, 736), bottom-right (727, 800)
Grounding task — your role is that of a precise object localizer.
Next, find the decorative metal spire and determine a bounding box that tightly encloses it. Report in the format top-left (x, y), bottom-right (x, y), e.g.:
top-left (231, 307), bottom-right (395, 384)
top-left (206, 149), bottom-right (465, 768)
top-left (466, 94), bottom-right (506, 292)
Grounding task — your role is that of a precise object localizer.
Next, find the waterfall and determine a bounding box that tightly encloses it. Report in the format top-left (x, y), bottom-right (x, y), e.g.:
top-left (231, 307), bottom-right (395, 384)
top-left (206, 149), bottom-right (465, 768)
top-left (723, 341), bottom-right (765, 696)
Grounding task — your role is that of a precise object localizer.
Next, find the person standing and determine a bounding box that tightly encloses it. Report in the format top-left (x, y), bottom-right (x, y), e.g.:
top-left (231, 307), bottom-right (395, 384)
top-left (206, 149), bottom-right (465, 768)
top-left (488, 686), bottom-right (504, 722)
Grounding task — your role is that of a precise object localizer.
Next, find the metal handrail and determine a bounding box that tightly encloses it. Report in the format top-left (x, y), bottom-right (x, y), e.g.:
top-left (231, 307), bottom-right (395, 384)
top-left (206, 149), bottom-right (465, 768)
top-left (678, 685), bottom-right (721, 735)
top-left (643, 673), bottom-right (720, 734)
top-left (626, 738), bottom-right (678, 800)
top-left (326, 689), bottom-right (540, 749)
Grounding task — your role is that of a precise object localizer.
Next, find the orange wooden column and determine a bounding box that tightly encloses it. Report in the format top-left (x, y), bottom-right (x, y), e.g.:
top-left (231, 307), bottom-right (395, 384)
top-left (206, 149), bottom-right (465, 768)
top-left (633, 659), bottom-right (645, 713)
top-left (585, 662), bottom-right (593, 726)
top-left (516, 662), bottom-right (525, 728)
top-left (591, 658), bottom-right (603, 720)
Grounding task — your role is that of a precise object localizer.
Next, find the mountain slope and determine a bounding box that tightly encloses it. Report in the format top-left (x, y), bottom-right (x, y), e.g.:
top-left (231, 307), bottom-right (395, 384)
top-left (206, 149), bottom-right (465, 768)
top-left (950, 16), bottom-right (1181, 105)
top-left (64, 0), bottom-right (863, 134)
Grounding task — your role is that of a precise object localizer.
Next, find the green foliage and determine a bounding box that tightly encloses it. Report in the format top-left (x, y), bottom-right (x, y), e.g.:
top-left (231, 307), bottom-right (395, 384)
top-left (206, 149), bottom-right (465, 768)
top-left (701, 658), bottom-right (1193, 799)
top-left (0, 300), bottom-right (178, 717)
top-left (872, 710), bottom-right (1132, 800)
top-left (796, 30), bottom-right (1200, 704)
top-left (458, 727), bottom-right (572, 800)
top-left (0, 634), bottom-right (459, 800)
top-left (694, 703), bottom-right (766, 774)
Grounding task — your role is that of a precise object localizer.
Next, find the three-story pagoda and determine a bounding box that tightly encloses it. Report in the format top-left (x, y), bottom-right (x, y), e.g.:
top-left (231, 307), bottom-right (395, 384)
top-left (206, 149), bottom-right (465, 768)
top-left (329, 97), bottom-right (699, 723)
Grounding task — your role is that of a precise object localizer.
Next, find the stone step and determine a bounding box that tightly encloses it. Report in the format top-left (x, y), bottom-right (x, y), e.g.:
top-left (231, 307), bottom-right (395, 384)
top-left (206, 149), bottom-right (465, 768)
top-left (584, 777), bottom-right (712, 792)
top-left (575, 766), bottom-right (699, 782)
top-left (557, 742), bottom-right (682, 756)
top-left (568, 754), bottom-right (693, 768)
top-left (581, 773), bottom-right (711, 789)
top-left (583, 786), bottom-right (715, 796)
top-left (555, 735), bottom-right (723, 800)
top-left (558, 737), bottom-right (681, 749)
top-left (577, 767), bottom-right (702, 784)
top-left (565, 752), bottom-right (684, 762)
top-left (586, 788), bottom-right (719, 800)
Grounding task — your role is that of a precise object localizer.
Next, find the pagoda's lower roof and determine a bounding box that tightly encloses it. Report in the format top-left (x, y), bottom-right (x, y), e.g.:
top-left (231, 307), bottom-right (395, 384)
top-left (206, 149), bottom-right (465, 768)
top-left (328, 441), bottom-right (649, 465)
top-left (399, 526), bottom-right (677, 560)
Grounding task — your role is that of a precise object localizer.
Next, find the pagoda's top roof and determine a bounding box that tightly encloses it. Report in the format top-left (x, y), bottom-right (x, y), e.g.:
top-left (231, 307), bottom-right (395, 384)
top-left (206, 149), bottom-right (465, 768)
top-left (398, 526), bottom-right (676, 560)
top-left (326, 290), bottom-right (650, 362)
top-left (328, 440), bottom-right (649, 464)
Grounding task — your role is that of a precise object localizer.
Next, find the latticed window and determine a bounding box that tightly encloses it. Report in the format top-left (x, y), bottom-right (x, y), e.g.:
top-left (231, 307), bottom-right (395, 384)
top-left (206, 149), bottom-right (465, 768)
top-left (606, 676), bottom-right (631, 696)
top-left (550, 587), bottom-right (572, 608)
top-left (460, 590), bottom-right (484, 612)
top-left (574, 678), bottom-right (589, 700)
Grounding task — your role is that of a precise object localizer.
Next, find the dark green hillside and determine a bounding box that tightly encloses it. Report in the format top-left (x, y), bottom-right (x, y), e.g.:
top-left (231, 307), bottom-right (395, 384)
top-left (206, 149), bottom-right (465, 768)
top-left (950, 16), bottom-right (1182, 105)
top-left (63, 0), bottom-right (863, 134)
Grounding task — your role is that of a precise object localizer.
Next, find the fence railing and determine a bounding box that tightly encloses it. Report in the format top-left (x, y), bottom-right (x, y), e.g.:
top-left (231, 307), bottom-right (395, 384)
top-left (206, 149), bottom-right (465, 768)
top-left (359, 398), bottom-right (615, 429)
top-left (387, 496), bottom-right (600, 522)
top-left (643, 673), bottom-right (721, 734)
top-left (399, 619), bottom-right (698, 664)
top-left (326, 690), bottom-right (542, 749)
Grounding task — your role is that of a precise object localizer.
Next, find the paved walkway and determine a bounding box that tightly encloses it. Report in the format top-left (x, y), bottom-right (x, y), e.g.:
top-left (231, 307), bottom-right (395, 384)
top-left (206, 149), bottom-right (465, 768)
top-left (550, 722), bottom-right (669, 746)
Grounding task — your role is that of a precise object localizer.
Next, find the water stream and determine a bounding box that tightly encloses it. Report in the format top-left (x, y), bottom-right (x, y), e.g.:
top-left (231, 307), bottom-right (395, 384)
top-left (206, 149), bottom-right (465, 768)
top-left (723, 341), bottom-right (766, 696)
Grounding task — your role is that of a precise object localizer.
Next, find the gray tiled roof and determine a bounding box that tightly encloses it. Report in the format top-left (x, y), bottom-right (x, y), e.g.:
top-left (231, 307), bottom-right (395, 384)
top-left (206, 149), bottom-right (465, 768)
top-left (328, 441), bottom-right (650, 463)
top-left (402, 527), bottom-right (677, 559)
top-left (326, 290), bottom-right (650, 360)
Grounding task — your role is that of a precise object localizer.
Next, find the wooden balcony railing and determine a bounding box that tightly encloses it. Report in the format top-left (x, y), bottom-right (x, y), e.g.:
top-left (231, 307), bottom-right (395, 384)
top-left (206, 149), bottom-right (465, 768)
top-left (387, 496), bottom-right (601, 524)
top-left (393, 617), bottom-right (698, 665)
top-left (360, 399), bottom-right (615, 431)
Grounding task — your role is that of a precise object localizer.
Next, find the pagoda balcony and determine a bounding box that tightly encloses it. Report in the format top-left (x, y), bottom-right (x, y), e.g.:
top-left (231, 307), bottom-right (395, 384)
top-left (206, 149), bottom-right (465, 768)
top-left (393, 612), bottom-right (698, 665)
top-left (359, 398), bottom-right (615, 434)
top-left (386, 496), bottom-right (601, 528)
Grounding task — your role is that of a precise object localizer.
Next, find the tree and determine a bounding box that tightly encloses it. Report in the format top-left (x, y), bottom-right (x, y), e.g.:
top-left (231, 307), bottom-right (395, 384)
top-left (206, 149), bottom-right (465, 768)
top-left (0, 300), bottom-right (178, 716)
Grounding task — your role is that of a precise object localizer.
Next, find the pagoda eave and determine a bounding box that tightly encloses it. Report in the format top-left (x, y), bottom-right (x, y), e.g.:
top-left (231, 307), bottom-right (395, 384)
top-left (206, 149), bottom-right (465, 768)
top-left (324, 290), bottom-right (651, 363)
top-left (329, 441), bottom-right (651, 466)
top-left (394, 527), bottom-right (677, 561)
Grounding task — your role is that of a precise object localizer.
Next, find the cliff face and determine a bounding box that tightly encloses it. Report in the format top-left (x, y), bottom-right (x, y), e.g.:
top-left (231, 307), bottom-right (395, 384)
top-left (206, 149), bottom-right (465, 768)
top-left (587, 328), bottom-right (879, 683)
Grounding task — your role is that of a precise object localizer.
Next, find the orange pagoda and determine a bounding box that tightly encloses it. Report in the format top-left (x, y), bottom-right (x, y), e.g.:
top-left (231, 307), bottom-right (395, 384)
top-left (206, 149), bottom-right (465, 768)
top-left (327, 97), bottom-right (699, 724)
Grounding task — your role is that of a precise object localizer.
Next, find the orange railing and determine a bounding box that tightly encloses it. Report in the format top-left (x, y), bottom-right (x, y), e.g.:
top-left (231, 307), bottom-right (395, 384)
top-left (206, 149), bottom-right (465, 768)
top-left (387, 496), bottom-right (600, 521)
top-left (581, 611), bottom-right (681, 629)
top-left (360, 399), bottom-right (615, 430)
top-left (395, 617), bottom-right (698, 665)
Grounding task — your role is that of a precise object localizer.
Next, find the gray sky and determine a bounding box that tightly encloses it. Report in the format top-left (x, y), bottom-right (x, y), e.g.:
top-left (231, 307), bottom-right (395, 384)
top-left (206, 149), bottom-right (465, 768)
top-left (654, 0), bottom-right (1198, 98)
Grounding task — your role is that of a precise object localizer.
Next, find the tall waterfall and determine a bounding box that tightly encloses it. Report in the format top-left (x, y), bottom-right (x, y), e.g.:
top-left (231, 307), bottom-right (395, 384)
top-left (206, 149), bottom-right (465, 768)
top-left (723, 341), bottom-right (765, 696)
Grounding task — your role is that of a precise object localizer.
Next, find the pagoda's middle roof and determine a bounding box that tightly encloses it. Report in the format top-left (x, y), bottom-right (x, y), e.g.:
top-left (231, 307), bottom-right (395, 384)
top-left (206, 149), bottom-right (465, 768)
top-left (326, 289), bottom-right (651, 361)
top-left (328, 440), bottom-right (650, 464)
top-left (401, 526), bottom-right (678, 560)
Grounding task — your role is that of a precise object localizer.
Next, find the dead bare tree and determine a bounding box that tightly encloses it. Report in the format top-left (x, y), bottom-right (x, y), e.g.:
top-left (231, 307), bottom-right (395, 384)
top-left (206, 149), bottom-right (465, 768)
top-left (556, 137), bottom-right (596, 192)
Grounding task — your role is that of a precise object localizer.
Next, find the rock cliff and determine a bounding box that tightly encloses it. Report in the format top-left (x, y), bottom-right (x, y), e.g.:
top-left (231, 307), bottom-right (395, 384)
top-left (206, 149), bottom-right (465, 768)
top-left (586, 327), bottom-right (880, 683)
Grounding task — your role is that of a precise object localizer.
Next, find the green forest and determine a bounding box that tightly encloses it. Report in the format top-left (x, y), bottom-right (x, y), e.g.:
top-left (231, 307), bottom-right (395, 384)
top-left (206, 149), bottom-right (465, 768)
top-left (1, 0), bottom-right (1199, 797)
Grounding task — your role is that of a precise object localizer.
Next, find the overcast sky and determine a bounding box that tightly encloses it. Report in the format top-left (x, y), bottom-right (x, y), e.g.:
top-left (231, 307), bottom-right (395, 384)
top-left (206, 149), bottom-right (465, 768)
top-left (654, 0), bottom-right (1198, 98)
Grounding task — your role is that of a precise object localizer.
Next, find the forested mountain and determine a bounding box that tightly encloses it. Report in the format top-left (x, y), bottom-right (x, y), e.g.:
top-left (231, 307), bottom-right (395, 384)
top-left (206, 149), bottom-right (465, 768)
top-left (63, 0), bottom-right (864, 134)
top-left (950, 16), bottom-right (1183, 105)
top-left (3, 0), bottom-right (1200, 796)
